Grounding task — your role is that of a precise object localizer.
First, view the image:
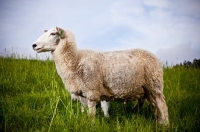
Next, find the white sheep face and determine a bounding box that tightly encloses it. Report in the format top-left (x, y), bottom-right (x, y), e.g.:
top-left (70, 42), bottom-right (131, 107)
top-left (32, 27), bottom-right (60, 53)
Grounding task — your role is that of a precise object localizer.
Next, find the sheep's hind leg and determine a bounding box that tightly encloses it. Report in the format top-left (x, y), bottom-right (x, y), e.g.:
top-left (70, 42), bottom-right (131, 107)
top-left (155, 93), bottom-right (169, 126)
top-left (133, 98), bottom-right (145, 112)
top-left (147, 92), bottom-right (169, 126)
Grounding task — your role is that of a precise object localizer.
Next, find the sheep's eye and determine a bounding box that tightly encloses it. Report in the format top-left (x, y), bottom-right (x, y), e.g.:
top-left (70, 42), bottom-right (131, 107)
top-left (50, 33), bottom-right (56, 36)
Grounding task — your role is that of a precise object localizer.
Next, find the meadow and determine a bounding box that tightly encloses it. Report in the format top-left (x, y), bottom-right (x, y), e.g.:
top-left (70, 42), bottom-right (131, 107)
top-left (0, 54), bottom-right (200, 132)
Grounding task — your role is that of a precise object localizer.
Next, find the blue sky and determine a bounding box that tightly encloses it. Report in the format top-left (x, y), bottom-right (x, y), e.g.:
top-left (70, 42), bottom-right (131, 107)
top-left (0, 0), bottom-right (200, 64)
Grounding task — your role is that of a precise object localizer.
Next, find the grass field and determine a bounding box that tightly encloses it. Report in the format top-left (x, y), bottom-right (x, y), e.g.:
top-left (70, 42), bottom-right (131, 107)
top-left (0, 54), bottom-right (200, 132)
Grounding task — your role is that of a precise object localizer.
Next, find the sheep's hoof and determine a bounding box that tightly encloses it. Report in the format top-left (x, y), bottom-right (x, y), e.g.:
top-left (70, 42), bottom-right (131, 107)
top-left (104, 114), bottom-right (110, 118)
top-left (158, 119), bottom-right (170, 128)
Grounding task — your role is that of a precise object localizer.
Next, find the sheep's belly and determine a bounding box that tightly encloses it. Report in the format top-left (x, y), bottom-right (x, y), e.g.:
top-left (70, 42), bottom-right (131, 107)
top-left (101, 84), bottom-right (144, 102)
top-left (100, 89), bottom-right (144, 102)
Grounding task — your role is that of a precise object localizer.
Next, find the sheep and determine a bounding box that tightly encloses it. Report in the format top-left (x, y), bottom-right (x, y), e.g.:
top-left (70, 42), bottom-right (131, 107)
top-left (32, 27), bottom-right (169, 126)
top-left (71, 93), bottom-right (110, 117)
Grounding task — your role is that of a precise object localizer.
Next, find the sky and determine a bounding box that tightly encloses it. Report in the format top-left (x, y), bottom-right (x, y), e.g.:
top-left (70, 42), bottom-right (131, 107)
top-left (0, 0), bottom-right (200, 64)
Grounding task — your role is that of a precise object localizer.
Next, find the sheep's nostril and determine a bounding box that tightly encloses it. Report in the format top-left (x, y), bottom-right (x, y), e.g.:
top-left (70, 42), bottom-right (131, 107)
top-left (32, 44), bottom-right (37, 48)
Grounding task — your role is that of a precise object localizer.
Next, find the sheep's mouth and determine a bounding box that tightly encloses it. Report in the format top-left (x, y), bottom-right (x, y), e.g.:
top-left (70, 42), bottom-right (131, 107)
top-left (34, 48), bottom-right (43, 53)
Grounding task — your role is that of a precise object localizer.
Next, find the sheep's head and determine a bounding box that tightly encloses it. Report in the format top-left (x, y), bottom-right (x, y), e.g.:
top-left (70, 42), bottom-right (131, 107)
top-left (32, 27), bottom-right (65, 53)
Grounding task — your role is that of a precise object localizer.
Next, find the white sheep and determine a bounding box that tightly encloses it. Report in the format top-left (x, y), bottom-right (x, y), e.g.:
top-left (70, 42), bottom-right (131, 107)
top-left (32, 27), bottom-right (169, 126)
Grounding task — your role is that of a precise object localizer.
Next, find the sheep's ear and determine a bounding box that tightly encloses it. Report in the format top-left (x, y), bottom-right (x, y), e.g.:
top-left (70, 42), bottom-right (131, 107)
top-left (56, 27), bottom-right (60, 31)
top-left (60, 30), bottom-right (65, 38)
top-left (44, 30), bottom-right (48, 32)
top-left (56, 26), bottom-right (65, 38)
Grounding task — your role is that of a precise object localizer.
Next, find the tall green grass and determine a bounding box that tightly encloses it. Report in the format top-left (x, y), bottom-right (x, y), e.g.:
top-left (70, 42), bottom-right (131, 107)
top-left (0, 55), bottom-right (200, 132)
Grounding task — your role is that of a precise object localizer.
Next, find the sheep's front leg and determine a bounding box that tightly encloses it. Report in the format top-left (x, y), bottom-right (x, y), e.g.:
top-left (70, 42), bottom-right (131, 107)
top-left (87, 100), bottom-right (97, 116)
top-left (101, 101), bottom-right (110, 118)
top-left (78, 96), bottom-right (87, 113)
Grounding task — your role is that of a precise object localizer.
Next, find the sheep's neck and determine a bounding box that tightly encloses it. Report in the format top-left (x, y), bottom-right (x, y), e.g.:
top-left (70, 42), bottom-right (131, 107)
top-left (52, 42), bottom-right (79, 72)
top-left (51, 41), bottom-right (81, 94)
